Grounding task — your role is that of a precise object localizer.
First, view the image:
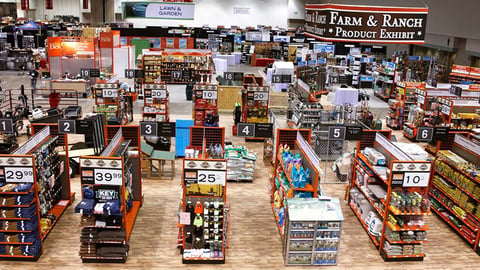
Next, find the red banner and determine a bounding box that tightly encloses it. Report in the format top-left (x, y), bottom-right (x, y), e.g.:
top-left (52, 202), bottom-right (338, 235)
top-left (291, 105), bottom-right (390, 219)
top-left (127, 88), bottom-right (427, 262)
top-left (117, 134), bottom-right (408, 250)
top-left (47, 37), bottom-right (62, 57)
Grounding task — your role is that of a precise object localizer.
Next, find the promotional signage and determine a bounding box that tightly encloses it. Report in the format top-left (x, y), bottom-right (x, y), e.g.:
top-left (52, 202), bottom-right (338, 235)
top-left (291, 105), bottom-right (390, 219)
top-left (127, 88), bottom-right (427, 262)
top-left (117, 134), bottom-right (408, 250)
top-left (305, 4), bottom-right (428, 43)
top-left (123, 2), bottom-right (195, 20)
top-left (391, 161), bottom-right (431, 187)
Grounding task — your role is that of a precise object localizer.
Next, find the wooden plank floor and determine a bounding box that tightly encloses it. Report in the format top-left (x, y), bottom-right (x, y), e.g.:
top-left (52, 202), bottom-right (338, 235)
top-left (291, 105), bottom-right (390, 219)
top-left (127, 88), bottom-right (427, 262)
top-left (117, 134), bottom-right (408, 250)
top-left (1, 127), bottom-right (480, 269)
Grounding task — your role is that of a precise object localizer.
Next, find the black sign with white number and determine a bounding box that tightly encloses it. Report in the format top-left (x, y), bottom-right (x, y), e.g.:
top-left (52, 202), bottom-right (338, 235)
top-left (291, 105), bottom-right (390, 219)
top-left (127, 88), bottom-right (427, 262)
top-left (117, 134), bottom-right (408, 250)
top-left (80, 68), bottom-right (90, 78)
top-left (0, 119), bottom-right (14, 134)
top-left (158, 122), bottom-right (176, 137)
top-left (433, 126), bottom-right (450, 142)
top-left (125, 69), bottom-right (135, 79)
top-left (416, 127), bottom-right (434, 141)
top-left (328, 126), bottom-right (346, 140)
top-left (272, 74), bottom-right (283, 84)
top-left (171, 70), bottom-right (183, 80)
top-left (345, 126), bottom-right (363, 140)
top-left (255, 123), bottom-right (273, 138)
top-left (58, 119), bottom-right (77, 134)
top-left (224, 72), bottom-right (235, 81)
top-left (140, 122), bottom-right (158, 137)
top-left (237, 123), bottom-right (255, 137)
top-left (89, 69), bottom-right (101, 78)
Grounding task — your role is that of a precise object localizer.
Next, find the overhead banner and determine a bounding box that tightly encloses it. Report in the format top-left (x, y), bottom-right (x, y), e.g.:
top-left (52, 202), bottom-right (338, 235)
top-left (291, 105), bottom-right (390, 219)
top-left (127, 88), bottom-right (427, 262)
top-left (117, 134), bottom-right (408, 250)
top-left (305, 4), bottom-right (428, 44)
top-left (123, 2), bottom-right (195, 20)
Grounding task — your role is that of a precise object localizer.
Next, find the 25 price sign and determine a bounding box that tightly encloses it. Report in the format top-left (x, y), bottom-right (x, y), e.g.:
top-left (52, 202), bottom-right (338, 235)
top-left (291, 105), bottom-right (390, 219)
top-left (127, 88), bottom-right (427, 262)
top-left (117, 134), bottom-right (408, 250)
top-left (94, 169), bottom-right (123, 186)
top-left (197, 170), bottom-right (226, 186)
top-left (4, 167), bottom-right (34, 183)
top-left (402, 172), bottom-right (430, 187)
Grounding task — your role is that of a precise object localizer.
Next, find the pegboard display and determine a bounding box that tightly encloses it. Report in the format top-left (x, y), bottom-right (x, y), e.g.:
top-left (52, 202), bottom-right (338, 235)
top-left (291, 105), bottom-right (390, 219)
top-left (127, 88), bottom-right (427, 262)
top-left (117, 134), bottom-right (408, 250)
top-left (190, 126), bottom-right (225, 150)
top-left (106, 125), bottom-right (141, 148)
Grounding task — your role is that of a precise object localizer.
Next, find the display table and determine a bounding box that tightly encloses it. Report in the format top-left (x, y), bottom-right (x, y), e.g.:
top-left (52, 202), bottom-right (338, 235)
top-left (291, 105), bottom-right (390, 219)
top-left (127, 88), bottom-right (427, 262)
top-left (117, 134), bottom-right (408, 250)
top-left (334, 87), bottom-right (358, 105)
top-left (213, 58), bottom-right (227, 76)
top-left (218, 85), bottom-right (243, 112)
top-left (51, 79), bottom-right (91, 94)
top-left (233, 52), bottom-right (242, 64)
top-left (215, 54), bottom-right (235, 66)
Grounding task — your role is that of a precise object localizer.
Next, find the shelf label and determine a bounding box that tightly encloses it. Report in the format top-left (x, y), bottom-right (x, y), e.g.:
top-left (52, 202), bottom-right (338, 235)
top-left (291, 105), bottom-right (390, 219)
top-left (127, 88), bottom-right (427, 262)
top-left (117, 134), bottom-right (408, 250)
top-left (198, 170), bottom-right (226, 186)
top-left (4, 167), bottom-right (34, 183)
top-left (103, 89), bottom-right (118, 98)
top-left (0, 119), bottom-right (14, 134)
top-left (202, 90), bottom-right (217, 99)
top-left (94, 169), bottom-right (123, 186)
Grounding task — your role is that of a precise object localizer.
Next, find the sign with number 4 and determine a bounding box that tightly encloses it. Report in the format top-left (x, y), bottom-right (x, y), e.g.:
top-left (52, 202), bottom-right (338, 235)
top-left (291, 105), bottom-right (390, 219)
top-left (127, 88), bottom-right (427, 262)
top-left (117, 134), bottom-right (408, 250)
top-left (237, 123), bottom-right (255, 137)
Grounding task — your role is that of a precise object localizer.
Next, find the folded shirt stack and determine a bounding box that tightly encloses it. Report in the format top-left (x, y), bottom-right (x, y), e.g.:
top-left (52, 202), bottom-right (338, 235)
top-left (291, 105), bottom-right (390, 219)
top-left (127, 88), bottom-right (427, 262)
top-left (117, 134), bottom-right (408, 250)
top-left (0, 192), bottom-right (35, 206)
top-left (75, 199), bottom-right (95, 215)
top-left (0, 230), bottom-right (39, 243)
top-left (0, 204), bottom-right (38, 219)
top-left (0, 215), bottom-right (38, 231)
top-left (81, 228), bottom-right (126, 243)
top-left (0, 184), bottom-right (33, 193)
top-left (0, 238), bottom-right (42, 256)
top-left (79, 243), bottom-right (96, 257)
top-left (96, 245), bottom-right (128, 257)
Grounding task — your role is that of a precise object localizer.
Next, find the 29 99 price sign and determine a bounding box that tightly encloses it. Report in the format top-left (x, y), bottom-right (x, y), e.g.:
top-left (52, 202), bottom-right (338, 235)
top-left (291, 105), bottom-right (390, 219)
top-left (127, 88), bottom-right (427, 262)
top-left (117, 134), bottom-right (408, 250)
top-left (4, 167), bottom-right (34, 183)
top-left (94, 169), bottom-right (123, 186)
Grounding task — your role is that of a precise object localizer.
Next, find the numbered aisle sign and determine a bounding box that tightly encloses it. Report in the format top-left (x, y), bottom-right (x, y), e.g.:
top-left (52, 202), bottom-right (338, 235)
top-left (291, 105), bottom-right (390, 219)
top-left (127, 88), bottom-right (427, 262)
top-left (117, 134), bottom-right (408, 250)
top-left (140, 121), bottom-right (158, 137)
top-left (224, 72), bottom-right (234, 81)
top-left (328, 126), bottom-right (346, 140)
top-left (0, 119), bottom-right (14, 134)
top-left (171, 70), bottom-right (182, 80)
top-left (58, 119), bottom-right (77, 134)
top-left (237, 123), bottom-right (255, 137)
top-left (125, 69), bottom-right (135, 79)
top-left (94, 169), bottom-right (123, 186)
top-left (416, 127), bottom-right (434, 141)
top-left (80, 68), bottom-right (90, 78)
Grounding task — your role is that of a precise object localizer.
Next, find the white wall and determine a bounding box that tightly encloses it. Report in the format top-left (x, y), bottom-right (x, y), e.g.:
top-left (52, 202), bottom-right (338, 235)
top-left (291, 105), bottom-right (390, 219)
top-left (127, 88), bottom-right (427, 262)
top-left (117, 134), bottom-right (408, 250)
top-left (32, 0), bottom-right (81, 20)
top-left (123, 0), bottom-right (289, 29)
top-left (288, 0), bottom-right (304, 20)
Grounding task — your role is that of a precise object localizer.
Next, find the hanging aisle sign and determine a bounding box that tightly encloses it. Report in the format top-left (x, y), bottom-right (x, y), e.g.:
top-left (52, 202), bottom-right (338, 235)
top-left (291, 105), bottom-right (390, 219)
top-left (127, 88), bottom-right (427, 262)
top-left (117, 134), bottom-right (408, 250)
top-left (123, 2), bottom-right (195, 20)
top-left (304, 4), bottom-right (428, 44)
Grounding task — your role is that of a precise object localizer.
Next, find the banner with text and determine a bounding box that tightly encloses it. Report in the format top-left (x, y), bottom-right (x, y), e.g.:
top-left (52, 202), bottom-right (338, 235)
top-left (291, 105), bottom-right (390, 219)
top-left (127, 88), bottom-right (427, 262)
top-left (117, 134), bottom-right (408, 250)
top-left (123, 2), bottom-right (195, 20)
top-left (305, 4), bottom-right (428, 44)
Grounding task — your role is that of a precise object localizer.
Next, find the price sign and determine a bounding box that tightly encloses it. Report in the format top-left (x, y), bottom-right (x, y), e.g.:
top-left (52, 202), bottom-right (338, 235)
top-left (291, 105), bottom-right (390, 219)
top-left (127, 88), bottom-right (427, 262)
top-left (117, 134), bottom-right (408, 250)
top-left (198, 170), bottom-right (226, 185)
top-left (4, 167), bottom-right (34, 183)
top-left (253, 92), bottom-right (268, 101)
top-left (416, 127), bottom-right (434, 141)
top-left (80, 68), bottom-right (90, 78)
top-left (58, 119), bottom-right (77, 134)
top-left (403, 172), bottom-right (430, 187)
top-left (237, 123), bottom-right (255, 137)
top-left (103, 89), bottom-right (118, 98)
top-left (140, 122), bottom-right (158, 137)
top-left (125, 69), bottom-right (135, 79)
top-left (417, 95), bottom-right (425, 105)
top-left (94, 169), bottom-right (123, 186)
top-left (202, 90), bottom-right (217, 99)
top-left (440, 105), bottom-right (451, 115)
top-left (328, 126), bottom-right (346, 140)
top-left (151, 89), bottom-right (167, 99)
top-left (171, 70), bottom-right (182, 80)
top-left (0, 119), bottom-right (14, 134)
